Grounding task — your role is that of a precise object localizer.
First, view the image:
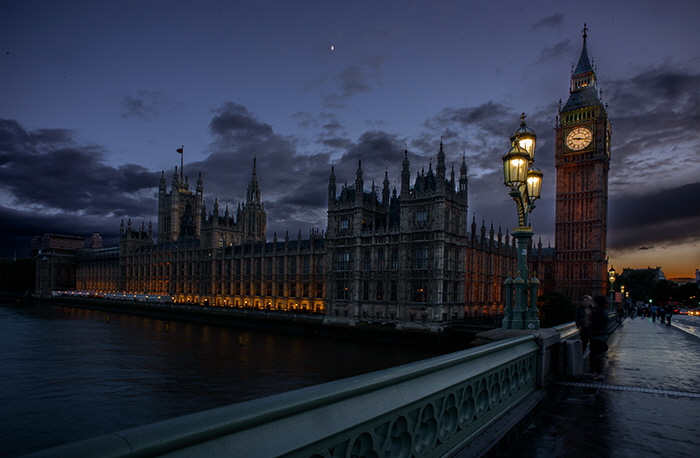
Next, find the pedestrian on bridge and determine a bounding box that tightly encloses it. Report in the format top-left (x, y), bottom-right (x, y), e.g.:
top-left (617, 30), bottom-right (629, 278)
top-left (575, 295), bottom-right (593, 357)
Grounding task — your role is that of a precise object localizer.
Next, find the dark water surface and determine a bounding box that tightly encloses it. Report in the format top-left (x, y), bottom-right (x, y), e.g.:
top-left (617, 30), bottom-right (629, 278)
top-left (0, 303), bottom-right (447, 457)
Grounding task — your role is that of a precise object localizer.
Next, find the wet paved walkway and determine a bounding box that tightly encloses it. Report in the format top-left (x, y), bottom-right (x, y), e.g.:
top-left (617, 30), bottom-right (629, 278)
top-left (496, 316), bottom-right (700, 458)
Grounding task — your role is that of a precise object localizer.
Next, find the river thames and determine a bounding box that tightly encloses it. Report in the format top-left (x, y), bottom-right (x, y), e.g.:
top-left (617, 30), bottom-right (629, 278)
top-left (0, 302), bottom-right (452, 457)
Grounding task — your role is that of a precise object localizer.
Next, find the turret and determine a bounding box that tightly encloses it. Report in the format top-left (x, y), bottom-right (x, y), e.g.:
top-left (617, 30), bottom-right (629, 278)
top-left (436, 141), bottom-right (446, 183)
top-left (246, 157), bottom-right (261, 204)
top-left (459, 155), bottom-right (468, 205)
top-left (240, 158), bottom-right (267, 242)
top-left (401, 150), bottom-right (411, 196)
top-left (382, 169), bottom-right (390, 209)
top-left (354, 160), bottom-right (364, 204)
top-left (328, 166), bottom-right (337, 208)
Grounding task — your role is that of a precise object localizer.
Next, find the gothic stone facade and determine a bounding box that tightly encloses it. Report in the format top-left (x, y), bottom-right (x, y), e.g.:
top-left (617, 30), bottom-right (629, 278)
top-left (118, 147), bottom-right (520, 327)
top-left (120, 160), bottom-right (326, 313)
top-left (325, 146), bottom-right (474, 328)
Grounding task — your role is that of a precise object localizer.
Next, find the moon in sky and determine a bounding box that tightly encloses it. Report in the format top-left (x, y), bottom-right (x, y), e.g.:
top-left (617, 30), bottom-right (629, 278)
top-left (330, 45), bottom-right (334, 51)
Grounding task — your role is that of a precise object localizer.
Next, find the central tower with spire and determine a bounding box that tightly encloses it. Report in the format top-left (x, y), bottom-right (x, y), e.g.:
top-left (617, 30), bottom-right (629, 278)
top-left (554, 24), bottom-right (612, 302)
top-left (238, 157), bottom-right (267, 243)
top-left (325, 144), bottom-right (469, 328)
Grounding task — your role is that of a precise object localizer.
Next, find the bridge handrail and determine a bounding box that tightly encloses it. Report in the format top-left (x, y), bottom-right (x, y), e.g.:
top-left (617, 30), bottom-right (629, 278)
top-left (24, 334), bottom-right (539, 458)
top-left (553, 321), bottom-right (579, 340)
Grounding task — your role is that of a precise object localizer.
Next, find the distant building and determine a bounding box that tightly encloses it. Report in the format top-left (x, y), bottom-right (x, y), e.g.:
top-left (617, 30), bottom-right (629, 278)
top-left (111, 147), bottom-right (521, 328)
top-left (621, 267), bottom-right (666, 283)
top-left (31, 233), bottom-right (85, 296)
top-left (35, 27), bottom-right (616, 326)
top-left (325, 147), bottom-right (515, 329)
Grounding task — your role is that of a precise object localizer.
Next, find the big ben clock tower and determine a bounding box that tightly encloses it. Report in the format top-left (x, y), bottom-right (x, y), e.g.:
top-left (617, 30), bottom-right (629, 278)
top-left (554, 24), bottom-right (612, 302)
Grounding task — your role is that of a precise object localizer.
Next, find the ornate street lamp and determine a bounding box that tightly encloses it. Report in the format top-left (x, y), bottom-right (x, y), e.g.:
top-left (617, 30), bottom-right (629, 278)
top-left (502, 114), bottom-right (542, 330)
top-left (609, 266), bottom-right (616, 309)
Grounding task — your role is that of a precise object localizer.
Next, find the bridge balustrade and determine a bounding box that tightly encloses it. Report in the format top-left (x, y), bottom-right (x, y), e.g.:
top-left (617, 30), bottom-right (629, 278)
top-left (26, 334), bottom-right (541, 458)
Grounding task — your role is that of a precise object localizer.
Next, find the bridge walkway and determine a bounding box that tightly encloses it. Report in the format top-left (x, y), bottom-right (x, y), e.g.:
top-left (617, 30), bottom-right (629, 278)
top-left (493, 315), bottom-right (700, 458)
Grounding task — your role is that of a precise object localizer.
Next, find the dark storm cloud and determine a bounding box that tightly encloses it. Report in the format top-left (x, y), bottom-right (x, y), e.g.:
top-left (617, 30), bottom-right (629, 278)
top-left (600, 66), bottom-right (700, 252)
top-left (322, 55), bottom-right (387, 108)
top-left (194, 103), bottom-right (334, 236)
top-left (338, 65), bottom-right (372, 96)
top-left (293, 112), bottom-right (351, 151)
top-left (323, 130), bottom-right (413, 195)
top-left (209, 102), bottom-right (274, 140)
top-left (292, 112), bottom-right (345, 133)
top-left (609, 182), bottom-right (700, 250)
top-left (345, 131), bottom-right (405, 165)
top-left (120, 90), bottom-right (166, 121)
top-left (605, 66), bottom-right (700, 191)
top-left (322, 136), bottom-right (352, 150)
top-left (537, 39), bottom-right (574, 63)
top-left (322, 118), bottom-right (344, 132)
top-left (0, 118), bottom-right (159, 256)
top-left (421, 101), bottom-right (555, 176)
top-left (425, 101), bottom-right (514, 138)
top-left (0, 118), bottom-right (75, 153)
top-left (532, 14), bottom-right (564, 30)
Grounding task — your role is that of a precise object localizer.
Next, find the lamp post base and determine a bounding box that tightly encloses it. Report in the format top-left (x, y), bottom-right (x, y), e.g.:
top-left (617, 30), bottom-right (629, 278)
top-left (503, 228), bottom-right (540, 330)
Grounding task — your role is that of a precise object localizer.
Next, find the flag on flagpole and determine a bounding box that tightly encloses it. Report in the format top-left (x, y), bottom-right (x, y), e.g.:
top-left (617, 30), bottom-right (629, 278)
top-left (176, 148), bottom-right (183, 154)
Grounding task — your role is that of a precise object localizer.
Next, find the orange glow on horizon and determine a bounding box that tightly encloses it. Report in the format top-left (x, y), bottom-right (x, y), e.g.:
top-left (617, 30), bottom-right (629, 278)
top-left (609, 242), bottom-right (699, 279)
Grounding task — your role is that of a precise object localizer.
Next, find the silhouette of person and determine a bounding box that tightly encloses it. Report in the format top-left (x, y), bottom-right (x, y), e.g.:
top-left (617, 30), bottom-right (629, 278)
top-left (575, 295), bottom-right (593, 357)
top-left (590, 295), bottom-right (609, 381)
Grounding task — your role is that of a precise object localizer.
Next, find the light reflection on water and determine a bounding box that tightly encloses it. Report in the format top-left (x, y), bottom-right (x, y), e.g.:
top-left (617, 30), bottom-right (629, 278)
top-left (1, 303), bottom-right (447, 457)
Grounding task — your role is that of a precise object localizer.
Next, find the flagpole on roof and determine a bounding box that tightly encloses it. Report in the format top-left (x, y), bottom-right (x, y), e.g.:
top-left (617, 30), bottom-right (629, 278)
top-left (177, 146), bottom-right (184, 179)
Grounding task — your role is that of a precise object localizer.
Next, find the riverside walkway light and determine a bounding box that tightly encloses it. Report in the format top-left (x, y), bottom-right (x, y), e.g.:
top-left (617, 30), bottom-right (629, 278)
top-left (502, 114), bottom-right (542, 330)
top-left (609, 266), bottom-right (617, 309)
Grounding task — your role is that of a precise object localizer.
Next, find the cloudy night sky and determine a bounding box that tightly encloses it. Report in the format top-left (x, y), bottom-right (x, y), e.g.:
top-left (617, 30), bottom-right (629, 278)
top-left (1, 1), bottom-right (698, 278)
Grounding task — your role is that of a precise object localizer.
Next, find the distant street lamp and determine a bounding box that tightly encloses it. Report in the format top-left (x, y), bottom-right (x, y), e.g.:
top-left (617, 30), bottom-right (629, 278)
top-left (502, 114), bottom-right (542, 330)
top-left (609, 266), bottom-right (617, 309)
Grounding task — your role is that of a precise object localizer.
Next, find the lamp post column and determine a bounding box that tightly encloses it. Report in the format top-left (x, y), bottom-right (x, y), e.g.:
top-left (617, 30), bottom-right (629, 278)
top-left (502, 276), bottom-right (514, 329)
top-left (608, 267), bottom-right (616, 311)
top-left (527, 273), bottom-right (541, 329)
top-left (501, 114), bottom-right (542, 331)
top-left (511, 228), bottom-right (534, 329)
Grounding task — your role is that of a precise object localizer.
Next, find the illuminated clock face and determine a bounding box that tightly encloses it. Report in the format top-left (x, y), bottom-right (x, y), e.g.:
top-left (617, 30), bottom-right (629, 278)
top-left (566, 126), bottom-right (593, 151)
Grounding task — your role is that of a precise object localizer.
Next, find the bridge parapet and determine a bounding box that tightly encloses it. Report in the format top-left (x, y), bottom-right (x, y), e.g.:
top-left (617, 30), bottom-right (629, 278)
top-left (25, 335), bottom-right (540, 458)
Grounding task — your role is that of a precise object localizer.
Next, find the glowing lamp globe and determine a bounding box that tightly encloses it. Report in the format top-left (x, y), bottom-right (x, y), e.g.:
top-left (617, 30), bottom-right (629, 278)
top-left (502, 144), bottom-right (529, 190)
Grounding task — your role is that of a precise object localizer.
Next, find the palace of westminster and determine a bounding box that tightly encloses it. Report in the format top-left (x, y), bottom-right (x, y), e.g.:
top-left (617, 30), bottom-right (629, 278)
top-left (33, 29), bottom-right (612, 330)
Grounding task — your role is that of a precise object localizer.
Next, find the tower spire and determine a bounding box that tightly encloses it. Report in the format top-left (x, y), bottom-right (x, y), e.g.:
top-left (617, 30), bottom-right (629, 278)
top-left (436, 141), bottom-right (446, 181)
top-left (563, 24), bottom-right (603, 111)
top-left (241, 157), bottom-right (267, 242)
top-left (247, 156), bottom-right (261, 203)
top-left (572, 24), bottom-right (594, 82)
